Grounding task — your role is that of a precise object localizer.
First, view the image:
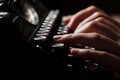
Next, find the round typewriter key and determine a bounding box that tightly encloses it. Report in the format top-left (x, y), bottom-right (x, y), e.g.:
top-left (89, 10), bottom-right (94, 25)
top-left (62, 27), bottom-right (68, 34)
top-left (44, 21), bottom-right (54, 25)
top-left (58, 26), bottom-right (63, 32)
top-left (37, 30), bottom-right (49, 33)
top-left (33, 36), bottom-right (47, 41)
top-left (42, 22), bottom-right (52, 27)
top-left (42, 22), bottom-right (48, 26)
top-left (47, 24), bottom-right (52, 27)
top-left (66, 64), bottom-right (73, 68)
top-left (36, 33), bottom-right (48, 36)
top-left (68, 54), bottom-right (73, 57)
top-left (57, 31), bottom-right (62, 34)
top-left (39, 27), bottom-right (51, 30)
top-left (62, 30), bottom-right (68, 34)
top-left (84, 60), bottom-right (99, 71)
top-left (41, 25), bottom-right (46, 28)
top-left (49, 21), bottom-right (54, 24)
top-left (52, 43), bottom-right (64, 48)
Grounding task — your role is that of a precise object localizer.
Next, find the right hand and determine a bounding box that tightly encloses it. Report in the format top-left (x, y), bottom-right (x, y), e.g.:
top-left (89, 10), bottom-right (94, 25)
top-left (54, 6), bottom-right (120, 73)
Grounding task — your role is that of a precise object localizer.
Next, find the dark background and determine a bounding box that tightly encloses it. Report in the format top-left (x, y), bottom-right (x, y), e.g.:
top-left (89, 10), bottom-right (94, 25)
top-left (40, 0), bottom-right (120, 15)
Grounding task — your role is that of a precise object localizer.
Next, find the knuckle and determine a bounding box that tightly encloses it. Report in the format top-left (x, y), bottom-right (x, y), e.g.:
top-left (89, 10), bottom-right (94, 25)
top-left (89, 20), bottom-right (97, 26)
top-left (90, 33), bottom-right (101, 41)
top-left (86, 20), bottom-right (98, 29)
top-left (85, 49), bottom-right (92, 54)
top-left (95, 17), bottom-right (105, 22)
top-left (94, 12), bottom-right (104, 17)
top-left (84, 49), bottom-right (94, 57)
top-left (63, 34), bottom-right (70, 39)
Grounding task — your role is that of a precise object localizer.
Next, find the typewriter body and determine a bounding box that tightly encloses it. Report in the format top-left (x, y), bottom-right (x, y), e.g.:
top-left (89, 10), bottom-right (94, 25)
top-left (0, 0), bottom-right (115, 80)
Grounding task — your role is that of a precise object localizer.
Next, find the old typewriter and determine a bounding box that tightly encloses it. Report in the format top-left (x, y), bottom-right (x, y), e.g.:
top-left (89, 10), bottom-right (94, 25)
top-left (0, 0), bottom-right (115, 80)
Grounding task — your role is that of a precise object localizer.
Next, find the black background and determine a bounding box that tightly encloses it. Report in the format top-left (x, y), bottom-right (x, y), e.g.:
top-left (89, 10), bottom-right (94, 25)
top-left (40, 0), bottom-right (120, 15)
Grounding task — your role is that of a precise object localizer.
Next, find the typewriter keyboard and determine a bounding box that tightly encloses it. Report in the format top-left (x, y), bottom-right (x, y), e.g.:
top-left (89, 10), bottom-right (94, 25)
top-left (32, 10), bottom-right (107, 80)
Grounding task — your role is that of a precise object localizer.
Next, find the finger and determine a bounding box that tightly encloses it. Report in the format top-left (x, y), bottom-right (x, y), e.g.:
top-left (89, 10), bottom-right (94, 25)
top-left (62, 15), bottom-right (72, 24)
top-left (53, 33), bottom-right (120, 55)
top-left (94, 17), bottom-right (120, 32)
top-left (75, 12), bottom-right (120, 33)
top-left (74, 20), bottom-right (119, 41)
top-left (71, 48), bottom-right (120, 72)
top-left (77, 11), bottom-right (108, 27)
top-left (67, 6), bottom-right (104, 31)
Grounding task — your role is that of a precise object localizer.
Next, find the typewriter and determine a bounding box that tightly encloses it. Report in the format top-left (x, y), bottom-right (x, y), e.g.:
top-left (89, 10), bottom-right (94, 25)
top-left (0, 0), bottom-right (115, 80)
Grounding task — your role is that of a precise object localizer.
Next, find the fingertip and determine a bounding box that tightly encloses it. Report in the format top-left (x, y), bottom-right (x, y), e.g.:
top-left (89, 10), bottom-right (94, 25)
top-left (70, 48), bottom-right (95, 59)
top-left (67, 24), bottom-right (75, 32)
top-left (62, 15), bottom-right (72, 24)
top-left (53, 35), bottom-right (62, 41)
top-left (71, 48), bottom-right (80, 56)
top-left (62, 15), bottom-right (71, 21)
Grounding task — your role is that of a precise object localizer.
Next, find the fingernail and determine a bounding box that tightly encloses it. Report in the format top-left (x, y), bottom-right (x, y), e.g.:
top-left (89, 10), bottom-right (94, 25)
top-left (67, 22), bottom-right (73, 31)
top-left (71, 48), bottom-right (80, 56)
top-left (53, 35), bottom-right (62, 41)
top-left (62, 16), bottom-right (67, 21)
top-left (62, 15), bottom-right (71, 21)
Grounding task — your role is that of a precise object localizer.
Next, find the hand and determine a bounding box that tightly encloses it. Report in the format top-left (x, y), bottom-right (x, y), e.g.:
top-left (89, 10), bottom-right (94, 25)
top-left (53, 6), bottom-right (120, 72)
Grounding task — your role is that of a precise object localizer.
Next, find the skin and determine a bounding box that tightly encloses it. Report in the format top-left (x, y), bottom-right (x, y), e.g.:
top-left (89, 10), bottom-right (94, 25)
top-left (53, 6), bottom-right (120, 73)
